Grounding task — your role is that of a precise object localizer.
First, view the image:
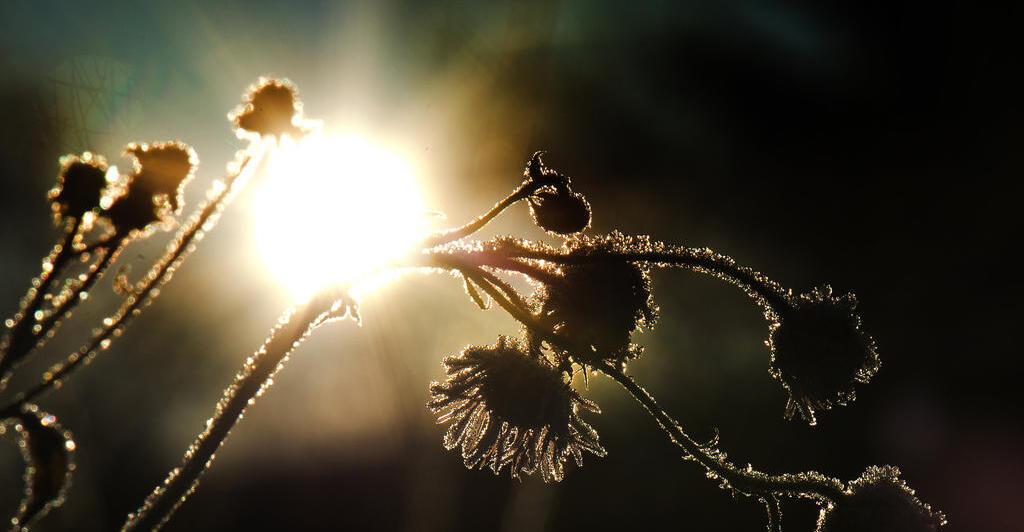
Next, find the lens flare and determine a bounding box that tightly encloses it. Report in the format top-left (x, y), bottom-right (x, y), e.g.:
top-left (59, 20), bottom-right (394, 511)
top-left (252, 132), bottom-right (427, 301)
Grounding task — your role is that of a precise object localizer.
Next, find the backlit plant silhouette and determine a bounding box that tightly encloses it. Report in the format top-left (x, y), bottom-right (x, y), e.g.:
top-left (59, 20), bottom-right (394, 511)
top-left (0, 79), bottom-right (946, 532)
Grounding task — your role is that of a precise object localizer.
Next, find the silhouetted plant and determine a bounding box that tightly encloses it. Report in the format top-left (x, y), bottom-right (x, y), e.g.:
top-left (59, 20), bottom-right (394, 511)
top-left (0, 77), bottom-right (306, 530)
top-left (1, 78), bottom-right (945, 532)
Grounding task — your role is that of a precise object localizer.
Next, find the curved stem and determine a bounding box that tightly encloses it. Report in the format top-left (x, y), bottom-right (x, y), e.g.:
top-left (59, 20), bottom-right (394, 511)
top-left (491, 245), bottom-right (793, 315)
top-left (0, 217), bottom-right (82, 380)
top-left (0, 152), bottom-right (257, 413)
top-left (600, 363), bottom-right (844, 502)
top-left (421, 183), bottom-right (536, 248)
top-left (122, 292), bottom-right (349, 531)
top-left (434, 249), bottom-right (562, 286)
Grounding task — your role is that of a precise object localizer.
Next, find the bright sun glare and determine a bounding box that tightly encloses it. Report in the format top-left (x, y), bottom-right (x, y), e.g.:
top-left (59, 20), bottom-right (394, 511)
top-left (253, 133), bottom-right (428, 301)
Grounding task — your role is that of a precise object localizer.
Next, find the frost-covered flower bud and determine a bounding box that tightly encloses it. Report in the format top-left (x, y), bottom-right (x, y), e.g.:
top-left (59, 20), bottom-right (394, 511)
top-left (528, 189), bottom-right (592, 236)
top-left (522, 152), bottom-right (592, 235)
top-left (817, 466), bottom-right (946, 532)
top-left (229, 78), bottom-right (305, 139)
top-left (49, 153), bottom-right (108, 220)
top-left (768, 286), bottom-right (880, 425)
top-left (540, 258), bottom-right (657, 365)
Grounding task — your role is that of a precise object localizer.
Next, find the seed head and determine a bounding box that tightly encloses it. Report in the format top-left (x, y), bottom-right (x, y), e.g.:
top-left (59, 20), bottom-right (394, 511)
top-left (230, 77), bottom-right (305, 139)
top-left (539, 248), bottom-right (657, 365)
top-left (817, 466), bottom-right (946, 532)
top-left (49, 153), bottom-right (109, 220)
top-left (123, 141), bottom-right (197, 213)
top-left (103, 142), bottom-right (197, 236)
top-left (429, 336), bottom-right (606, 482)
top-left (768, 286), bottom-right (880, 425)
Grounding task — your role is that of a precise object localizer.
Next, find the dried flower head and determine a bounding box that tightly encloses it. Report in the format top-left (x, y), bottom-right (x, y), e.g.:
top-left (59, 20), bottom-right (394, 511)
top-left (528, 189), bottom-right (592, 236)
top-left (768, 286), bottom-right (880, 425)
top-left (103, 142), bottom-right (196, 235)
top-left (429, 336), bottom-right (606, 482)
top-left (817, 466), bottom-right (946, 532)
top-left (229, 77), bottom-right (304, 139)
top-left (103, 186), bottom-right (164, 235)
top-left (539, 247), bottom-right (657, 365)
top-left (49, 153), bottom-right (109, 220)
top-left (124, 142), bottom-right (197, 213)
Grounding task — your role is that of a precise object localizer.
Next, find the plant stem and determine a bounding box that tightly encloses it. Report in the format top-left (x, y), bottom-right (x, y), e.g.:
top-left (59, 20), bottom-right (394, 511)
top-left (496, 245), bottom-right (793, 315)
top-left (0, 152), bottom-right (257, 413)
top-left (24, 238), bottom-right (126, 353)
top-left (764, 496), bottom-right (782, 532)
top-left (74, 235), bottom-right (117, 257)
top-left (600, 363), bottom-right (844, 502)
top-left (421, 183), bottom-right (537, 248)
top-left (434, 249), bottom-right (563, 286)
top-left (0, 217), bottom-right (82, 381)
top-left (122, 292), bottom-right (347, 531)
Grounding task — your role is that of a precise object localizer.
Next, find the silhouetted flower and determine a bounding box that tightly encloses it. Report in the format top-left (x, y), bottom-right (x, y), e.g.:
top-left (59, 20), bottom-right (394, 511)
top-left (768, 286), bottom-right (880, 425)
top-left (817, 466), bottom-right (945, 532)
top-left (124, 142), bottom-right (197, 213)
top-left (529, 189), bottom-right (592, 236)
top-left (429, 336), bottom-right (606, 482)
top-left (539, 252), bottom-right (657, 365)
top-left (49, 153), bottom-right (108, 220)
top-left (103, 142), bottom-right (197, 235)
top-left (229, 78), bottom-right (304, 139)
top-left (522, 152), bottom-right (592, 235)
top-left (103, 187), bottom-right (163, 235)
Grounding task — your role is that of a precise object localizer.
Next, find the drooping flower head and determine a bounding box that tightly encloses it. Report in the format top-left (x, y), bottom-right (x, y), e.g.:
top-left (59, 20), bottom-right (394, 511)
top-left (229, 77), bottom-right (305, 139)
top-left (537, 235), bottom-right (657, 366)
top-left (429, 336), bottom-right (606, 482)
top-left (817, 466), bottom-right (946, 532)
top-left (123, 141), bottom-right (198, 213)
top-left (103, 141), bottom-right (198, 236)
top-left (768, 286), bottom-right (880, 425)
top-left (49, 153), bottom-right (109, 221)
top-left (523, 152), bottom-right (592, 236)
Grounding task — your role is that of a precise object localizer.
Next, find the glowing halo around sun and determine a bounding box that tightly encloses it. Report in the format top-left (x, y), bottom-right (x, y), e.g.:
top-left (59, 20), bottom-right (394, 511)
top-left (252, 132), bottom-right (428, 301)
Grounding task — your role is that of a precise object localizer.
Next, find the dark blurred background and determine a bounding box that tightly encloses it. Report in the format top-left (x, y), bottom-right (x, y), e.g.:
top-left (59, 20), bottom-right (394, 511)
top-left (1, 1), bottom-right (1021, 530)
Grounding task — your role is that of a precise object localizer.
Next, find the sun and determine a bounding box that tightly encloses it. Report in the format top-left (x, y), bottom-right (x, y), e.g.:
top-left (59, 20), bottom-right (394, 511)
top-left (252, 132), bottom-right (428, 301)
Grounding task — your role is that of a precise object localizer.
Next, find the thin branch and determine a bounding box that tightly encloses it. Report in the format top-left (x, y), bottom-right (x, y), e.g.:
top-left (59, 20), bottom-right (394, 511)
top-left (0, 217), bottom-right (83, 382)
top-left (73, 234), bottom-right (117, 257)
top-left (421, 183), bottom-right (538, 248)
top-left (122, 291), bottom-right (351, 531)
top-left (601, 363), bottom-right (844, 502)
top-left (440, 249), bottom-right (562, 286)
top-left (488, 244), bottom-right (793, 315)
top-left (21, 238), bottom-right (127, 356)
top-left (764, 496), bottom-right (783, 532)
